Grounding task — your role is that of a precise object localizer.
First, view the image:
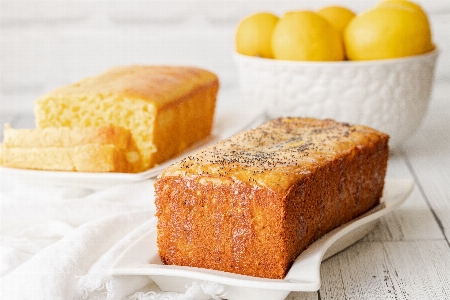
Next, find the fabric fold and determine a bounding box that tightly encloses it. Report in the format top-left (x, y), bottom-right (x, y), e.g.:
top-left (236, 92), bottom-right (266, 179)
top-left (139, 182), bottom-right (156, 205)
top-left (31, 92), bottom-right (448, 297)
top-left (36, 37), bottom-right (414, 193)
top-left (1, 210), bottom-right (154, 300)
top-left (0, 174), bottom-right (225, 300)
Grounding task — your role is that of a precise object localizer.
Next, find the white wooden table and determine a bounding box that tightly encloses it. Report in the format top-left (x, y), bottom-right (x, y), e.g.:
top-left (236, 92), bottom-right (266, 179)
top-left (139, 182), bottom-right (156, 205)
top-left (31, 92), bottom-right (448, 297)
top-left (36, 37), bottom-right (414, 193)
top-left (0, 80), bottom-right (449, 299)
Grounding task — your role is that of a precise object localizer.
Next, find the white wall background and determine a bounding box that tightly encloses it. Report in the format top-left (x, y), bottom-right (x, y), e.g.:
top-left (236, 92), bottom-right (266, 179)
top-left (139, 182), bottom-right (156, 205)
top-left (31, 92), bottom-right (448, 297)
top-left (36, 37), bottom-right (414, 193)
top-left (1, 0), bottom-right (449, 114)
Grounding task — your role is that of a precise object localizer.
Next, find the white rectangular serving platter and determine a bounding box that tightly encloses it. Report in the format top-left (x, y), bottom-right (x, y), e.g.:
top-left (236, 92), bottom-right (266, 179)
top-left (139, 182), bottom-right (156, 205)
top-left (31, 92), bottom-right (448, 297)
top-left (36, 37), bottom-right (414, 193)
top-left (0, 109), bottom-right (266, 191)
top-left (110, 178), bottom-right (414, 300)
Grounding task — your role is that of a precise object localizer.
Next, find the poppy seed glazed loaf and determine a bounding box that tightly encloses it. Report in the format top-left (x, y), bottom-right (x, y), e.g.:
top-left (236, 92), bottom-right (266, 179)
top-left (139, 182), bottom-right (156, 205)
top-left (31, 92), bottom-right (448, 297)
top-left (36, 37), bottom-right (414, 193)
top-left (34, 65), bottom-right (219, 172)
top-left (155, 117), bottom-right (389, 279)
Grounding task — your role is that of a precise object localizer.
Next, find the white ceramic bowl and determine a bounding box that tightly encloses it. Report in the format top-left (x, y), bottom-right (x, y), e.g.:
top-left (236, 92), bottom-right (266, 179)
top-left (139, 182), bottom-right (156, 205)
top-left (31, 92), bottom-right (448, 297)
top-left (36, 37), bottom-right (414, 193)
top-left (234, 50), bottom-right (439, 149)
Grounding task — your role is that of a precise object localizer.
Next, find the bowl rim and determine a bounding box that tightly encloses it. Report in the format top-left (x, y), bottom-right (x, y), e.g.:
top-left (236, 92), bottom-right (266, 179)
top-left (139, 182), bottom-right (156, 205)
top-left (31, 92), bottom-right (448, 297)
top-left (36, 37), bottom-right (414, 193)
top-left (233, 48), bottom-right (439, 66)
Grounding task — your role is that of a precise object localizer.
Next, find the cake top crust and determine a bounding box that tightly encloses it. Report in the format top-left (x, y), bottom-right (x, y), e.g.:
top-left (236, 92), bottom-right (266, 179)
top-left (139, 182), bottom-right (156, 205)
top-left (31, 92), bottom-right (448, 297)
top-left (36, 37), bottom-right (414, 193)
top-left (36, 65), bottom-right (218, 109)
top-left (160, 117), bottom-right (389, 193)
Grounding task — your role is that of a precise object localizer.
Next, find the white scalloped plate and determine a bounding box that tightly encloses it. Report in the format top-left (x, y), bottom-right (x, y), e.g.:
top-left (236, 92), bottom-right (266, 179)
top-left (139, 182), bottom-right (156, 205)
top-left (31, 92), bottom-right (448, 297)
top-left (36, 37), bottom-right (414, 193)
top-left (0, 109), bottom-right (265, 191)
top-left (110, 178), bottom-right (414, 300)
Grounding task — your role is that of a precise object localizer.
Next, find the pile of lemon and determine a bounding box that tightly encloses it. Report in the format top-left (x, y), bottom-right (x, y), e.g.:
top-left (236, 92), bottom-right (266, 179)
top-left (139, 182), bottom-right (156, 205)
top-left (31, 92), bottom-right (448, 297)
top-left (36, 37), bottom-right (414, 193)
top-left (235, 0), bottom-right (435, 61)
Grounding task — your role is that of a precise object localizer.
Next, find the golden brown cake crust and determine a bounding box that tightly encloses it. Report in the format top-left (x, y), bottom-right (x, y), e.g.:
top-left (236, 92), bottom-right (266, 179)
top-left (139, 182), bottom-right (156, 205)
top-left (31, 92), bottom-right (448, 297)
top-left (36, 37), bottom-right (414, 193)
top-left (38, 65), bottom-right (218, 110)
top-left (155, 117), bottom-right (389, 279)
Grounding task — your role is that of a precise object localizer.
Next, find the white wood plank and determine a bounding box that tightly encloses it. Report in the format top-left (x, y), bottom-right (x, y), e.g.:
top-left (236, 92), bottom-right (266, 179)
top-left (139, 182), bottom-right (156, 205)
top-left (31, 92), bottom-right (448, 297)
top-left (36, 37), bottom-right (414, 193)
top-left (402, 86), bottom-right (450, 243)
top-left (364, 185), bottom-right (445, 242)
top-left (285, 291), bottom-right (318, 300)
top-left (405, 165), bottom-right (450, 243)
top-left (319, 240), bottom-right (450, 299)
top-left (362, 154), bottom-right (444, 242)
top-left (325, 242), bottom-right (400, 300)
top-left (383, 241), bottom-right (450, 299)
top-left (316, 255), bottom-right (347, 300)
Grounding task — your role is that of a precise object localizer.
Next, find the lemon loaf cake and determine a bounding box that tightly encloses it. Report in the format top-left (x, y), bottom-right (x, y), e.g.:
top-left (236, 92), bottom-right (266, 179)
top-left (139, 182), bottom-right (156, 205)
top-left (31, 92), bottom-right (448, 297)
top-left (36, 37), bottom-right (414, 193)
top-left (34, 65), bottom-right (219, 172)
top-left (155, 117), bottom-right (389, 279)
top-left (0, 124), bottom-right (140, 172)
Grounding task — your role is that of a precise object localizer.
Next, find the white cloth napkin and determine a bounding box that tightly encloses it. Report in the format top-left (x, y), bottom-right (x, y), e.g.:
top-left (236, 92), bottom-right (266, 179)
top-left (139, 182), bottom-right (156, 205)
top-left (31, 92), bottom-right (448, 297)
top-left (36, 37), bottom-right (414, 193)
top-left (0, 173), bottom-right (224, 300)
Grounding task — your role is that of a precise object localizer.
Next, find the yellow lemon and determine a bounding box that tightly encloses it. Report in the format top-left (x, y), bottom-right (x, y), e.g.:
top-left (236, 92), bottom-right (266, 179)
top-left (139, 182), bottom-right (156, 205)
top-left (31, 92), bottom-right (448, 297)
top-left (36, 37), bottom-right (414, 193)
top-left (317, 5), bottom-right (356, 36)
top-left (344, 1), bottom-right (434, 60)
top-left (378, 0), bottom-right (428, 18)
top-left (235, 12), bottom-right (279, 58)
top-left (271, 11), bottom-right (344, 61)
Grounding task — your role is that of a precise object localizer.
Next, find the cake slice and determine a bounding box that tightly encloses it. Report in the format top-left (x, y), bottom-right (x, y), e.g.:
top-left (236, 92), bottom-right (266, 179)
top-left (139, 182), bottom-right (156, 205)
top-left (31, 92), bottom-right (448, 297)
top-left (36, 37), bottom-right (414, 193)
top-left (0, 124), bottom-right (141, 172)
top-left (155, 117), bottom-right (389, 279)
top-left (34, 65), bottom-right (219, 172)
